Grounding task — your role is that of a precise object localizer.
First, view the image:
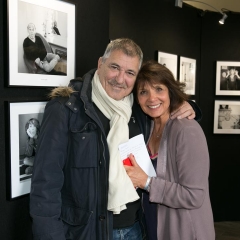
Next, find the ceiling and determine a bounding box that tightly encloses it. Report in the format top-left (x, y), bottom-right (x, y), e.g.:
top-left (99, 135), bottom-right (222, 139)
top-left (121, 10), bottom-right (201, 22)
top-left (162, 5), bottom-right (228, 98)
top-left (182, 0), bottom-right (240, 14)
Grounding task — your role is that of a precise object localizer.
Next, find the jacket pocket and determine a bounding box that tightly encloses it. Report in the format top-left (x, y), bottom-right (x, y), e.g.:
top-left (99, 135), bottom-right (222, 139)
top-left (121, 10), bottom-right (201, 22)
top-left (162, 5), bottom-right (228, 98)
top-left (61, 205), bottom-right (93, 226)
top-left (69, 122), bottom-right (98, 168)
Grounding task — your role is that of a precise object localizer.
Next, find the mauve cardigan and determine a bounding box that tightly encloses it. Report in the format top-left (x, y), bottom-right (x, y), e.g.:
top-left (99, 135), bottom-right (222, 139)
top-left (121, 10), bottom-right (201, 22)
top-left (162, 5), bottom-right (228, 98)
top-left (148, 118), bottom-right (215, 240)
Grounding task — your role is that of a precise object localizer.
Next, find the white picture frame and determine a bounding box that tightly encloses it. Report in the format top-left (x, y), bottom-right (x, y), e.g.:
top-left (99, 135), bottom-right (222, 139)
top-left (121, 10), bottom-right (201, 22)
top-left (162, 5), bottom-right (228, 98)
top-left (179, 56), bottom-right (196, 95)
top-left (8, 101), bottom-right (47, 199)
top-left (158, 51), bottom-right (178, 79)
top-left (8, 0), bottom-right (75, 87)
top-left (216, 61), bottom-right (240, 95)
top-left (213, 100), bottom-right (240, 134)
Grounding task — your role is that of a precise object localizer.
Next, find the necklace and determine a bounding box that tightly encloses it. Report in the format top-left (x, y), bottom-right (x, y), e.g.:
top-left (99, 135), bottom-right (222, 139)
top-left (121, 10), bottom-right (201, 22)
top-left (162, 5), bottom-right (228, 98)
top-left (154, 122), bottom-right (164, 138)
top-left (155, 130), bottom-right (163, 138)
top-left (156, 133), bottom-right (162, 138)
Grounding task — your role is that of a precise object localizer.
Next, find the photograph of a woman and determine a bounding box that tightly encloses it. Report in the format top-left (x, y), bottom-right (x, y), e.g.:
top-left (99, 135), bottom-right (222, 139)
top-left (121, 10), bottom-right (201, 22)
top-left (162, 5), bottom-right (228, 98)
top-left (19, 115), bottom-right (42, 181)
top-left (9, 101), bottom-right (46, 199)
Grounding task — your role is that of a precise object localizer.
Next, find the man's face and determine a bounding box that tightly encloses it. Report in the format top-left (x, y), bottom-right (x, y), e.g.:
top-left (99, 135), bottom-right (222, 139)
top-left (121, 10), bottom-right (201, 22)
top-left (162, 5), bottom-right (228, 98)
top-left (28, 25), bottom-right (36, 39)
top-left (97, 50), bottom-right (140, 100)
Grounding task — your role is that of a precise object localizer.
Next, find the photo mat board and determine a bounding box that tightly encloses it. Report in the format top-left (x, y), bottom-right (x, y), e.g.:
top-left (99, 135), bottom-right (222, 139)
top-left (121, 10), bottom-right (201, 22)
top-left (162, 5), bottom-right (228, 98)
top-left (158, 51), bottom-right (178, 79)
top-left (179, 56), bottom-right (196, 95)
top-left (8, 101), bottom-right (47, 199)
top-left (213, 100), bottom-right (240, 134)
top-left (8, 0), bottom-right (75, 87)
top-left (216, 61), bottom-right (240, 95)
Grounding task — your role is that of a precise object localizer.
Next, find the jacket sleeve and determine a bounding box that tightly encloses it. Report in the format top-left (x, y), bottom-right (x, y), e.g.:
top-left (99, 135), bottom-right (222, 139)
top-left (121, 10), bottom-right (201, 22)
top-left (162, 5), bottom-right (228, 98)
top-left (188, 100), bottom-right (202, 122)
top-left (30, 99), bottom-right (69, 240)
top-left (149, 124), bottom-right (209, 209)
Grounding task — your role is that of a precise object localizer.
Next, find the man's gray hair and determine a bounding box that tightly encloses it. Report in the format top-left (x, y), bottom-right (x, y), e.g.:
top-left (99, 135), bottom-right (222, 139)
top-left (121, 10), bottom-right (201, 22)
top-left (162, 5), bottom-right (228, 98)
top-left (102, 38), bottom-right (143, 69)
top-left (27, 23), bottom-right (36, 30)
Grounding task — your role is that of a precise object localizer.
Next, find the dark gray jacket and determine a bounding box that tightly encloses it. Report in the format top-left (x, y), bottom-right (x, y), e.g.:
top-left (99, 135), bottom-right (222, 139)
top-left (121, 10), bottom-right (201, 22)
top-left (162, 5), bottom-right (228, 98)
top-left (29, 69), bottom-right (150, 240)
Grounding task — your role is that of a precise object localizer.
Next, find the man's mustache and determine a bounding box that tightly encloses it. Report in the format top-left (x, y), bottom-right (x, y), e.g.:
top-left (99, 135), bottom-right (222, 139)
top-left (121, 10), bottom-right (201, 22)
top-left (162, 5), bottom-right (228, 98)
top-left (108, 79), bottom-right (127, 89)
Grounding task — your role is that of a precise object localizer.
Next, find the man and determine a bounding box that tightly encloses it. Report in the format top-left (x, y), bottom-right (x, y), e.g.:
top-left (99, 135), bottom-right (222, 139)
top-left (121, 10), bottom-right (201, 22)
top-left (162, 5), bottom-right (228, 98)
top-left (23, 23), bottom-right (61, 74)
top-left (30, 38), bottom-right (200, 240)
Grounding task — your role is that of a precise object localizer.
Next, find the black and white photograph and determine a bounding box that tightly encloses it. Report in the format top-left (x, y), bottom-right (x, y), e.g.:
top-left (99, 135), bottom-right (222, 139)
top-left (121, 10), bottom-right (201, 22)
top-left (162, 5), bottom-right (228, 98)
top-left (214, 101), bottom-right (240, 134)
top-left (8, 101), bottom-right (47, 199)
top-left (179, 56), bottom-right (196, 95)
top-left (158, 51), bottom-right (178, 79)
top-left (8, 0), bottom-right (75, 87)
top-left (19, 114), bottom-right (43, 182)
top-left (216, 61), bottom-right (240, 95)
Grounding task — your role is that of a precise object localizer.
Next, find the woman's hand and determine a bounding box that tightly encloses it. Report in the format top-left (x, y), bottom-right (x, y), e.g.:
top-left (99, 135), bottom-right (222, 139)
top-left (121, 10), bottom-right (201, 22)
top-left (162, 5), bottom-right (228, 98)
top-left (170, 101), bottom-right (195, 120)
top-left (124, 154), bottom-right (148, 189)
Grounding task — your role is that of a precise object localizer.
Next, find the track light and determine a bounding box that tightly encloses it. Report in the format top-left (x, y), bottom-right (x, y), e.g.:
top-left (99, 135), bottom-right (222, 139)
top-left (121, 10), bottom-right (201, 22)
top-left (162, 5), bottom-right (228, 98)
top-left (175, 0), bottom-right (228, 24)
top-left (219, 13), bottom-right (227, 24)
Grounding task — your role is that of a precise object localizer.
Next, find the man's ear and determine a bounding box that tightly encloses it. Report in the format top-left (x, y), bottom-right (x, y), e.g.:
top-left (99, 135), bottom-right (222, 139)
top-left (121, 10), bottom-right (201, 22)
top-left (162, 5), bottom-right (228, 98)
top-left (97, 57), bottom-right (103, 72)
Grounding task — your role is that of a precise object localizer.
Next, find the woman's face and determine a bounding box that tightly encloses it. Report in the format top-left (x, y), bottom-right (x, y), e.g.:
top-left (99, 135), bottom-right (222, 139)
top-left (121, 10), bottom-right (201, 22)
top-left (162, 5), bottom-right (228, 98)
top-left (28, 123), bottom-right (37, 137)
top-left (137, 82), bottom-right (170, 119)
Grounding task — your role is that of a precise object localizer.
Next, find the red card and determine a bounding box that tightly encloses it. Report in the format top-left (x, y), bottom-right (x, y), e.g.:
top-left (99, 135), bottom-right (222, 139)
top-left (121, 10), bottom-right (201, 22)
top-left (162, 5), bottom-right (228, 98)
top-left (123, 157), bottom-right (133, 166)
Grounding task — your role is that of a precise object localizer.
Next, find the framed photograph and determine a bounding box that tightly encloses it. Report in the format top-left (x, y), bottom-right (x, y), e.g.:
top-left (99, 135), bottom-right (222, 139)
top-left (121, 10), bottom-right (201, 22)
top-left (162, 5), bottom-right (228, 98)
top-left (8, 101), bottom-right (47, 199)
top-left (8, 0), bottom-right (75, 87)
top-left (158, 51), bottom-right (178, 79)
top-left (179, 56), bottom-right (196, 95)
top-left (216, 61), bottom-right (240, 95)
top-left (213, 100), bottom-right (240, 134)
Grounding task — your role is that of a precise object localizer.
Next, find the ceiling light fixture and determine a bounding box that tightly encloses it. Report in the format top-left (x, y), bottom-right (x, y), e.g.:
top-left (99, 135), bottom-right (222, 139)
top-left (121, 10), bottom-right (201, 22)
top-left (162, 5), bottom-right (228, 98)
top-left (175, 0), bottom-right (228, 24)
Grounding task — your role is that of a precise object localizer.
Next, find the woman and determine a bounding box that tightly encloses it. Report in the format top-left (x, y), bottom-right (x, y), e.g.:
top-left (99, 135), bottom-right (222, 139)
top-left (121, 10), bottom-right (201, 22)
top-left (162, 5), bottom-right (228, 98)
top-left (23, 118), bottom-right (40, 175)
top-left (125, 60), bottom-right (215, 240)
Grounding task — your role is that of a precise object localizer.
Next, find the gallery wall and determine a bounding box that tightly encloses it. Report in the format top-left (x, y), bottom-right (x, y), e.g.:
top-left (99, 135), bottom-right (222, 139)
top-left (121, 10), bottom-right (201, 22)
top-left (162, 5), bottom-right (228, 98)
top-left (199, 12), bottom-right (240, 221)
top-left (0, 0), bottom-right (109, 239)
top-left (110, 0), bottom-right (240, 222)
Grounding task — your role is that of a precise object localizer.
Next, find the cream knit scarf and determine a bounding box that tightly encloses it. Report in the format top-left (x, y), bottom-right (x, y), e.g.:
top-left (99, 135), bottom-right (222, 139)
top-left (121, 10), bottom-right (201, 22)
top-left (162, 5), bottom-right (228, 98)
top-left (92, 71), bottom-right (139, 214)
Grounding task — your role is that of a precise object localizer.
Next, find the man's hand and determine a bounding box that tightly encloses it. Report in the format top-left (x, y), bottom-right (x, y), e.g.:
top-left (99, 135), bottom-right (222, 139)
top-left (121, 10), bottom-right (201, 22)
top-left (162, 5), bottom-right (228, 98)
top-left (170, 101), bottom-right (195, 120)
top-left (124, 154), bottom-right (148, 189)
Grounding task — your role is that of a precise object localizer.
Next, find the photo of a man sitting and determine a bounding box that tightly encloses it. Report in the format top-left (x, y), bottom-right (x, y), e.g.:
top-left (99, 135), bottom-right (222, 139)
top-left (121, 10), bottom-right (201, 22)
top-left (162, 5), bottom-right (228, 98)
top-left (23, 23), bottom-right (66, 75)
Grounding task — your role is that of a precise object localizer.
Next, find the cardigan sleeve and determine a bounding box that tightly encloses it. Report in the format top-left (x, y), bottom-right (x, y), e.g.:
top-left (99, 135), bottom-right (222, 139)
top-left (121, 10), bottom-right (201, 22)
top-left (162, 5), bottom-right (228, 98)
top-left (149, 122), bottom-right (210, 210)
top-left (188, 100), bottom-right (202, 122)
